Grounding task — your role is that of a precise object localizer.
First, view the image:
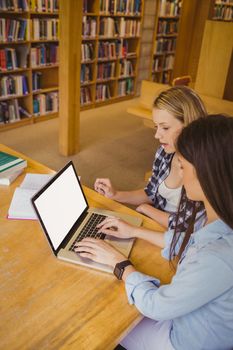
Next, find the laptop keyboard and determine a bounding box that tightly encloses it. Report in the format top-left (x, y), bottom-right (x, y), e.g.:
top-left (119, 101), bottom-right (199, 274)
top-left (69, 213), bottom-right (107, 252)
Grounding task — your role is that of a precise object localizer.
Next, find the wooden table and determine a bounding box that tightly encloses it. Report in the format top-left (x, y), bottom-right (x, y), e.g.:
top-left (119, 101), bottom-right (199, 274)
top-left (0, 144), bottom-right (174, 350)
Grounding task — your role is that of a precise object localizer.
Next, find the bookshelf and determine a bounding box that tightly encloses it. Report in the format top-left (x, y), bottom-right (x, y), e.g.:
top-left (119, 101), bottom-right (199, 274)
top-left (212, 1), bottom-right (233, 21)
top-left (150, 0), bottom-right (182, 84)
top-left (0, 0), bottom-right (59, 131)
top-left (81, 0), bottom-right (144, 110)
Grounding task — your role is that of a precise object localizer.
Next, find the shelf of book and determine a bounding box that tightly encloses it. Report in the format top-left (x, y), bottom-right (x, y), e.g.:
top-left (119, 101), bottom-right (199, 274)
top-left (0, 0), bottom-right (59, 131)
top-left (212, 0), bottom-right (233, 21)
top-left (150, 0), bottom-right (182, 85)
top-left (81, 0), bottom-right (144, 110)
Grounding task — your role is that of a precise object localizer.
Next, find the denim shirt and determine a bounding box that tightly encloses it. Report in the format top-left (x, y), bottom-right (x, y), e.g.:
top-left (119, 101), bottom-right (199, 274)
top-left (125, 220), bottom-right (233, 350)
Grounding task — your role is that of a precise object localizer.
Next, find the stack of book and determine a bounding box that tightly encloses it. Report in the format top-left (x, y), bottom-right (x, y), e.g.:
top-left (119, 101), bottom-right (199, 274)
top-left (0, 151), bottom-right (27, 185)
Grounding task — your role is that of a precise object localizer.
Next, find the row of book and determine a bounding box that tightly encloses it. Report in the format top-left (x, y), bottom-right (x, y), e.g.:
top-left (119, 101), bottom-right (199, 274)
top-left (82, 40), bottom-right (136, 62)
top-left (33, 91), bottom-right (58, 115)
top-left (80, 86), bottom-right (91, 105)
top-left (81, 60), bottom-right (134, 83)
top-left (159, 0), bottom-right (182, 17)
top-left (99, 17), bottom-right (140, 37)
top-left (0, 18), bottom-right (59, 43)
top-left (98, 40), bottom-right (135, 60)
top-left (119, 59), bottom-right (134, 76)
top-left (154, 38), bottom-right (176, 54)
top-left (82, 17), bottom-right (97, 37)
top-left (81, 42), bottom-right (94, 62)
top-left (80, 79), bottom-right (135, 105)
top-left (118, 77), bottom-right (134, 96)
top-left (213, 4), bottom-right (233, 20)
top-left (32, 71), bottom-right (41, 91)
top-left (82, 17), bottom-right (140, 38)
top-left (0, 44), bottom-right (58, 71)
top-left (153, 54), bottom-right (174, 72)
top-left (32, 18), bottom-right (59, 41)
top-left (30, 0), bottom-right (59, 12)
top-left (0, 74), bottom-right (28, 98)
top-left (96, 83), bottom-right (111, 101)
top-left (0, 0), bottom-right (29, 11)
top-left (98, 40), bottom-right (119, 59)
top-left (157, 20), bottom-right (179, 35)
top-left (153, 70), bottom-right (172, 84)
top-left (0, 0), bottom-right (59, 12)
top-left (81, 64), bottom-right (92, 83)
top-left (0, 46), bottom-right (28, 71)
top-left (99, 0), bottom-right (141, 15)
top-left (97, 62), bottom-right (115, 80)
top-left (0, 18), bottom-right (29, 42)
top-left (31, 44), bottom-right (58, 67)
top-left (0, 99), bottom-right (31, 124)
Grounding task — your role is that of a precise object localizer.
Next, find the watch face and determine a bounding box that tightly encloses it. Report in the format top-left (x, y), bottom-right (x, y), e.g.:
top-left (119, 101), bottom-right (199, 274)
top-left (114, 265), bottom-right (122, 280)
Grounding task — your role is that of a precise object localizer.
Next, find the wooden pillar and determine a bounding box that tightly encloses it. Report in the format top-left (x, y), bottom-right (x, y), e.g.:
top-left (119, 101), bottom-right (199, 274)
top-left (59, 0), bottom-right (82, 155)
top-left (173, 0), bottom-right (214, 82)
top-left (195, 20), bottom-right (233, 99)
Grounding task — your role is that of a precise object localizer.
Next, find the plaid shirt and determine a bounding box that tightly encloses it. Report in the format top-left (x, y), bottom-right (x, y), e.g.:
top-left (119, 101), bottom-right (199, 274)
top-left (144, 146), bottom-right (206, 231)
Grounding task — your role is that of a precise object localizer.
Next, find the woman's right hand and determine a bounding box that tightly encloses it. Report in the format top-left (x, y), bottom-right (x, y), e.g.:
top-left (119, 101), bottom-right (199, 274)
top-left (94, 178), bottom-right (117, 199)
top-left (97, 217), bottom-right (137, 239)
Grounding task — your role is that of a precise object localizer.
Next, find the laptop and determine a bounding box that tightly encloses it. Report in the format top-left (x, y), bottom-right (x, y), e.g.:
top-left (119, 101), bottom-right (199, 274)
top-left (31, 161), bottom-right (142, 273)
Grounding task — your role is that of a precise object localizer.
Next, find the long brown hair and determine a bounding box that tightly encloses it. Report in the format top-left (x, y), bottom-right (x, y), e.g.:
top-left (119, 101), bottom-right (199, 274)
top-left (170, 114), bottom-right (233, 262)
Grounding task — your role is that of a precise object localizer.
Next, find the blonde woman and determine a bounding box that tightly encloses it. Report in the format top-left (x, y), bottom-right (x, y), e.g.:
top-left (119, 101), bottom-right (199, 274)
top-left (94, 86), bottom-right (207, 232)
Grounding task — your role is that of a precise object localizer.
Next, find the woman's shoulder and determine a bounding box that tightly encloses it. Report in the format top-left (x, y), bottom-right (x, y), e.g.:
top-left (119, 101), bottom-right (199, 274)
top-left (191, 220), bottom-right (233, 269)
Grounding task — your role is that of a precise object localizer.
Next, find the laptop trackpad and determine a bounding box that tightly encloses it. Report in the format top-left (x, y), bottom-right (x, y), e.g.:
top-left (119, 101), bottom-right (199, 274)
top-left (58, 248), bottom-right (113, 273)
top-left (105, 236), bottom-right (134, 257)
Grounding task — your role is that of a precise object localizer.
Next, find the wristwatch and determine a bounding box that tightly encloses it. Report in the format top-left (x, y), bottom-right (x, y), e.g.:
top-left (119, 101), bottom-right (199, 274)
top-left (114, 260), bottom-right (133, 280)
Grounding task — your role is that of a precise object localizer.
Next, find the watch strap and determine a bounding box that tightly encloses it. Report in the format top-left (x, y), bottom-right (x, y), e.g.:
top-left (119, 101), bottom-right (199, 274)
top-left (114, 260), bottom-right (133, 280)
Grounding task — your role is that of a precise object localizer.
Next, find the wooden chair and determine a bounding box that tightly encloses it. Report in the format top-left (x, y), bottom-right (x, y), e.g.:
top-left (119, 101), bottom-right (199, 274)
top-left (172, 75), bottom-right (192, 86)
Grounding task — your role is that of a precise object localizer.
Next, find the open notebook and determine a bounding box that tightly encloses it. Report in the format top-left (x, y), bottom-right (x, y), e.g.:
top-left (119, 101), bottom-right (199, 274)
top-left (8, 173), bottom-right (54, 220)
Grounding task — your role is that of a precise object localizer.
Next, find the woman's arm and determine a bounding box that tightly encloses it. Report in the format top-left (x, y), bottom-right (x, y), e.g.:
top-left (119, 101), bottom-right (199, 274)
top-left (136, 205), bottom-right (169, 227)
top-left (97, 217), bottom-right (166, 248)
top-left (114, 189), bottom-right (152, 206)
top-left (94, 178), bottom-right (152, 206)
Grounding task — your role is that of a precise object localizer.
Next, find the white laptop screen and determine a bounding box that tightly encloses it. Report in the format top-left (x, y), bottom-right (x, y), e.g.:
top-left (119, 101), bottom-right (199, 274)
top-left (33, 163), bottom-right (87, 250)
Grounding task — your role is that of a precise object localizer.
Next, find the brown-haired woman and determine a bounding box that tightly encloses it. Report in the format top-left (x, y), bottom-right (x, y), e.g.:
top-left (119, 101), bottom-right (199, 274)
top-left (76, 114), bottom-right (233, 350)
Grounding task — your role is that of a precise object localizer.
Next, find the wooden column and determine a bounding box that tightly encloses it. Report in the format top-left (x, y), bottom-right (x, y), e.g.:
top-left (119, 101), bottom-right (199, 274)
top-left (195, 20), bottom-right (233, 99)
top-left (173, 0), bottom-right (214, 82)
top-left (59, 0), bottom-right (82, 155)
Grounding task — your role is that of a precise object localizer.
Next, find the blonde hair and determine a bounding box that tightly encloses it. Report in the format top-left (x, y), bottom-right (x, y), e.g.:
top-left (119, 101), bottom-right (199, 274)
top-left (153, 86), bottom-right (207, 126)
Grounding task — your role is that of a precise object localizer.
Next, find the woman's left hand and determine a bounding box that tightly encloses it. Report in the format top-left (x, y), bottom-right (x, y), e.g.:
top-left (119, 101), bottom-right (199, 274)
top-left (74, 238), bottom-right (126, 267)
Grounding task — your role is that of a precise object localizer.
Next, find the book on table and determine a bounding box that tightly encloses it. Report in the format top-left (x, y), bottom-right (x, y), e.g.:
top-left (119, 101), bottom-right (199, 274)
top-left (8, 173), bottom-right (54, 220)
top-left (0, 168), bottom-right (24, 186)
top-left (0, 151), bottom-right (27, 175)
